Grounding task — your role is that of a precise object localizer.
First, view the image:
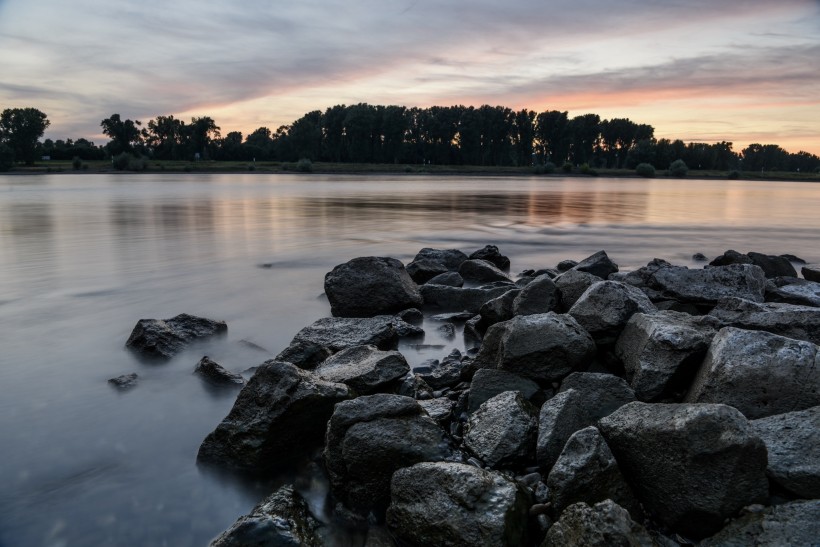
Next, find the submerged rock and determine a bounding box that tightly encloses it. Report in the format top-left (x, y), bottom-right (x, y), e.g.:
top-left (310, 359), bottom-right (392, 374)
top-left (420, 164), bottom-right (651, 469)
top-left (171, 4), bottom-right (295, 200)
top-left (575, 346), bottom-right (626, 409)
top-left (125, 313), bottom-right (227, 361)
top-left (194, 356), bottom-right (244, 387)
top-left (108, 373), bottom-right (138, 390)
top-left (324, 256), bottom-right (423, 317)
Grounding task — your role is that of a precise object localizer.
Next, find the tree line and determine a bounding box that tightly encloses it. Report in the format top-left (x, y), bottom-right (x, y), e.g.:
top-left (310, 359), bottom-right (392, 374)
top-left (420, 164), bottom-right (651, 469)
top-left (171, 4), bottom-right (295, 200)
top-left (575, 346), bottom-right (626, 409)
top-left (1, 105), bottom-right (819, 173)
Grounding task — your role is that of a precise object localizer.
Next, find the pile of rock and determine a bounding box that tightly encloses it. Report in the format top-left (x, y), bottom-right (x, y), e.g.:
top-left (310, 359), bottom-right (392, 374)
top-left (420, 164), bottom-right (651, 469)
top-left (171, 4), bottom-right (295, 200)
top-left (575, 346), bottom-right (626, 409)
top-left (135, 247), bottom-right (820, 546)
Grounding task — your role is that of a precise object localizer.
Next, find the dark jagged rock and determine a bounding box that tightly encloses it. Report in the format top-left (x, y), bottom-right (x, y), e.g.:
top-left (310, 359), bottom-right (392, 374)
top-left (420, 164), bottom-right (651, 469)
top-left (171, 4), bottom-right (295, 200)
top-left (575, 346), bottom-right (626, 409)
top-left (108, 373), bottom-right (138, 390)
top-left (699, 500), bottom-right (820, 547)
top-left (542, 500), bottom-right (656, 547)
top-left (418, 397), bottom-right (455, 425)
top-left (386, 462), bottom-right (529, 547)
top-left (554, 269), bottom-right (601, 312)
top-left (463, 391), bottom-right (539, 469)
top-left (478, 288), bottom-right (520, 327)
top-left (417, 349), bottom-right (464, 390)
top-left (572, 250), bottom-right (619, 279)
top-left (709, 297), bottom-right (820, 345)
top-left (324, 256), bottom-right (423, 317)
top-left (568, 281), bottom-right (656, 345)
top-left (197, 361), bottom-right (351, 474)
top-left (426, 271), bottom-right (464, 287)
top-left (194, 356), bottom-right (245, 387)
top-left (709, 249), bottom-right (753, 267)
top-left (766, 278), bottom-right (820, 307)
top-left (458, 259), bottom-right (512, 284)
top-left (396, 307), bottom-right (423, 324)
top-left (430, 311), bottom-right (474, 321)
top-left (692, 252), bottom-right (708, 261)
top-left (647, 263), bottom-right (767, 304)
top-left (802, 264), bottom-right (820, 282)
top-left (469, 244), bottom-right (511, 271)
top-left (392, 317), bottom-right (425, 337)
top-left (125, 313), bottom-right (227, 361)
top-left (409, 248), bottom-right (468, 276)
top-left (436, 322), bottom-right (456, 340)
top-left (468, 368), bottom-right (541, 413)
top-left (420, 282), bottom-right (515, 313)
top-left (512, 274), bottom-right (559, 316)
top-left (314, 345), bottom-right (409, 395)
top-left (397, 373), bottom-right (434, 400)
top-left (556, 259), bottom-right (578, 272)
top-left (463, 314), bottom-right (483, 349)
top-left (747, 251), bottom-right (798, 278)
top-left (405, 259), bottom-right (449, 284)
top-left (781, 253), bottom-right (806, 264)
top-left (598, 402), bottom-right (768, 539)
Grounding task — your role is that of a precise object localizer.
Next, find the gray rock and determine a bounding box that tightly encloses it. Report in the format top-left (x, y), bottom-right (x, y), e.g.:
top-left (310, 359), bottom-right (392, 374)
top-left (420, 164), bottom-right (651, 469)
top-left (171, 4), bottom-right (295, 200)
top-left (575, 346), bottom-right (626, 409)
top-left (463, 391), bottom-right (539, 469)
top-left (747, 251), bottom-right (798, 278)
top-left (418, 397), bottom-right (455, 424)
top-left (436, 322), bottom-right (456, 340)
top-left (598, 402), bottom-right (768, 539)
top-left (615, 258), bottom-right (674, 302)
top-left (198, 361), bottom-right (351, 474)
top-left (558, 372), bottom-right (636, 408)
top-left (781, 254), bottom-right (807, 264)
top-left (324, 394), bottom-right (452, 518)
top-left (395, 307), bottom-right (423, 324)
top-left (685, 327), bottom-right (820, 419)
top-left (392, 317), bottom-right (424, 337)
top-left (275, 316), bottom-right (399, 369)
top-left (802, 264), bottom-right (820, 282)
top-left (478, 288), bottom-right (521, 327)
top-left (709, 249), bottom-right (753, 267)
top-left (542, 500), bottom-right (656, 547)
top-left (615, 311), bottom-right (720, 401)
top-left (572, 250), bottom-right (619, 279)
top-left (693, 252), bottom-right (708, 261)
top-left (430, 311), bottom-right (474, 321)
top-left (709, 297), bottom-right (820, 345)
top-left (125, 313), bottom-right (227, 361)
top-left (766, 278), bottom-right (820, 307)
top-left (647, 263), bottom-right (767, 304)
top-left (699, 500), bottom-right (820, 547)
top-left (314, 345), bottom-right (409, 395)
top-left (420, 283), bottom-right (515, 313)
top-left (568, 281), bottom-right (657, 345)
top-left (418, 349), bottom-right (464, 390)
top-left (108, 373), bottom-right (138, 390)
top-left (386, 462), bottom-right (529, 547)
top-left (426, 271), bottom-right (464, 287)
top-left (554, 269), bottom-right (602, 312)
top-left (469, 244), bottom-right (511, 271)
top-left (324, 256), bottom-right (423, 317)
top-left (194, 356), bottom-right (245, 387)
top-left (397, 374), bottom-right (434, 400)
top-left (210, 485), bottom-right (323, 547)
top-left (459, 259), bottom-right (512, 284)
top-left (406, 259), bottom-right (449, 284)
top-left (463, 314), bottom-right (483, 349)
top-left (751, 406), bottom-right (820, 498)
top-left (556, 259), bottom-right (578, 272)
top-left (411, 248), bottom-right (469, 272)
top-left (547, 426), bottom-right (640, 519)
top-left (512, 274), bottom-right (559, 316)
top-left (468, 368), bottom-right (541, 413)
top-left (474, 313), bottom-right (596, 384)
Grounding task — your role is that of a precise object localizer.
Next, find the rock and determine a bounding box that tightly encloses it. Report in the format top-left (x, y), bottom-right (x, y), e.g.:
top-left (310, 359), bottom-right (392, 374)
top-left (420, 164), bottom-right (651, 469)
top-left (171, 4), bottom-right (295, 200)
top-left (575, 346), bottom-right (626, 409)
top-left (766, 278), bottom-right (820, 307)
top-left (615, 311), bottom-right (720, 401)
top-left (125, 313), bottom-right (227, 361)
top-left (747, 251), bottom-right (798, 278)
top-left (397, 374), bottom-right (434, 400)
top-left (430, 311), bottom-right (474, 321)
top-left (324, 257), bottom-right (423, 317)
top-left (459, 259), bottom-right (512, 284)
top-left (108, 373), bottom-right (138, 390)
top-left (751, 406), bottom-right (820, 498)
top-left (463, 314), bottom-right (483, 349)
top-left (386, 462), bottom-right (529, 547)
top-left (426, 271), bottom-right (464, 287)
top-left (396, 308), bottom-right (423, 324)
top-left (709, 249), bottom-right (753, 267)
top-left (478, 288), bottom-right (520, 327)
top-left (699, 500), bottom-right (820, 547)
top-left (685, 327), bottom-right (820, 419)
top-left (463, 391), bottom-right (539, 469)
top-left (568, 281), bottom-right (656, 345)
top-left (392, 317), bottom-right (424, 337)
top-left (547, 426), bottom-right (640, 519)
top-left (542, 500), bottom-right (656, 547)
top-left (473, 313), bottom-right (596, 384)
top-left (709, 297), bottom-right (820, 345)
top-left (512, 274), bottom-right (559, 316)
top-left (469, 244), bottom-right (511, 271)
top-left (598, 402), bottom-right (768, 539)
top-left (802, 264), bottom-right (820, 282)
top-left (314, 345), bottom-right (409, 395)
top-left (615, 258), bottom-right (673, 302)
top-left (418, 349), bottom-right (464, 390)
top-left (405, 259), bottom-right (449, 284)
top-left (420, 283), bottom-right (515, 313)
top-left (409, 247), bottom-right (468, 276)
top-left (363, 526), bottom-right (396, 547)
top-left (556, 259), bottom-right (578, 272)
top-left (647, 263), bottom-right (767, 304)
top-left (418, 397), bottom-right (455, 424)
top-left (275, 316), bottom-right (399, 369)
top-left (436, 322), bottom-right (456, 340)
top-left (468, 368), bottom-right (541, 413)
top-left (572, 250), bottom-right (619, 279)
top-left (209, 484), bottom-right (323, 547)
top-left (194, 356), bottom-right (245, 387)
top-left (197, 361), bottom-right (351, 474)
top-left (554, 269), bottom-right (601, 312)
top-left (558, 372), bottom-right (636, 406)
top-left (324, 394), bottom-right (452, 518)
top-left (693, 252), bottom-right (708, 261)
top-left (782, 254), bottom-right (807, 264)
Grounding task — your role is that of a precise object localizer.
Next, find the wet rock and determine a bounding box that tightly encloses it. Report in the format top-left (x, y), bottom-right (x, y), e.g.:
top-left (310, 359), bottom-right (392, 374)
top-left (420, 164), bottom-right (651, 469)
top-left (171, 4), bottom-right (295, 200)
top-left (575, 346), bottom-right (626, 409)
top-left (430, 311), bottom-right (474, 321)
top-left (458, 259), bottom-right (512, 284)
top-left (405, 259), bottom-right (449, 284)
top-left (615, 258), bottom-right (673, 302)
top-left (615, 311), bottom-right (720, 401)
top-left (747, 251), bottom-right (798, 278)
top-left (543, 500), bottom-right (656, 547)
top-left (324, 394), bottom-right (452, 518)
top-left (397, 374), bottom-right (434, 400)
top-left (324, 257), bottom-right (423, 317)
top-left (751, 406), bottom-right (820, 498)
top-left (420, 282), bottom-right (515, 313)
top-left (418, 397), bottom-right (455, 425)
top-left (572, 250), bottom-right (619, 279)
top-left (418, 349), bottom-right (464, 390)
top-left (699, 500), bottom-right (820, 547)
top-left (781, 253), bottom-right (806, 263)
top-left (108, 373), bottom-right (138, 390)
top-left (512, 274), bottom-right (559, 316)
top-left (386, 462), bottom-right (529, 547)
top-left (463, 314), bottom-right (483, 349)
top-left (709, 249), bottom-right (753, 267)
top-left (392, 317), bottom-right (424, 337)
top-left (469, 244), bottom-right (511, 271)
top-left (709, 297), bottom-right (820, 345)
top-left (436, 322), bottom-right (456, 340)
top-left (468, 368), bottom-right (541, 413)
top-left (426, 271), bottom-right (464, 287)
top-left (693, 252), bottom-right (708, 261)
top-left (275, 316), bottom-right (399, 369)
top-left (473, 312), bottom-right (596, 384)
top-left (197, 361), bottom-right (351, 474)
top-left (556, 259), bottom-right (578, 272)
top-left (194, 356), bottom-right (245, 387)
top-left (554, 269), bottom-right (601, 312)
top-left (463, 391), bottom-right (539, 469)
top-left (478, 288), bottom-right (520, 327)
top-left (685, 327), bottom-right (820, 419)
top-left (766, 278), bottom-right (820, 307)
top-left (210, 484), bottom-right (323, 547)
top-left (568, 281), bottom-right (656, 345)
top-left (802, 264), bottom-right (820, 282)
top-left (647, 263), bottom-right (767, 304)
top-left (598, 402), bottom-right (768, 539)
top-left (409, 247), bottom-right (468, 278)
top-left (314, 345), bottom-right (409, 395)
top-left (125, 313), bottom-right (227, 361)
top-left (395, 308), bottom-right (423, 324)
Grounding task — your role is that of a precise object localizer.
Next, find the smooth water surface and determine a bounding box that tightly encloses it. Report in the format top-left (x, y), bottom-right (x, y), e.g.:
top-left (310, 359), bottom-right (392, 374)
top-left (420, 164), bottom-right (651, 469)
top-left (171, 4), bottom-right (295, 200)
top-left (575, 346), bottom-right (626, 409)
top-left (1, 173), bottom-right (818, 546)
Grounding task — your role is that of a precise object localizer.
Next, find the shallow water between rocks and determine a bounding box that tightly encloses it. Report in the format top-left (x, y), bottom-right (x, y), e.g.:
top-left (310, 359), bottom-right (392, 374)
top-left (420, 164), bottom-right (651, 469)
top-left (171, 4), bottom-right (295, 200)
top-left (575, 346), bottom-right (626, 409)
top-left (1, 173), bottom-right (818, 546)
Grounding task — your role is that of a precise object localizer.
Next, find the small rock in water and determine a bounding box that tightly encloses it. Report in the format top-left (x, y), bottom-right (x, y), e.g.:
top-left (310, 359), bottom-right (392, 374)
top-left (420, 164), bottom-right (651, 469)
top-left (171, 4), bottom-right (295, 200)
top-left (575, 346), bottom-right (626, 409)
top-left (436, 322), bottom-right (456, 340)
top-left (125, 313), bottom-right (228, 362)
top-left (194, 356), bottom-right (245, 387)
top-left (430, 311), bottom-right (474, 322)
top-left (108, 373), bottom-right (138, 390)
top-left (781, 253), bottom-right (807, 264)
top-left (692, 252), bottom-right (708, 261)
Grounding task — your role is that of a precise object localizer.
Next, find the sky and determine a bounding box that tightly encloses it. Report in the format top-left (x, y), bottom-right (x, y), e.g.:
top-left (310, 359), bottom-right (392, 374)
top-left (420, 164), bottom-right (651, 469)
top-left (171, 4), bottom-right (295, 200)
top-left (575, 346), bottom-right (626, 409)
top-left (1, 0), bottom-right (819, 155)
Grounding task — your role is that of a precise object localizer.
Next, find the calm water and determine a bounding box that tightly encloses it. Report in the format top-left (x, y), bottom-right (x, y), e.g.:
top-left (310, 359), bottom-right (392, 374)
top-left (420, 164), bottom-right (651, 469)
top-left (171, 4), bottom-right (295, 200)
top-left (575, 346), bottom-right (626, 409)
top-left (1, 173), bottom-right (818, 546)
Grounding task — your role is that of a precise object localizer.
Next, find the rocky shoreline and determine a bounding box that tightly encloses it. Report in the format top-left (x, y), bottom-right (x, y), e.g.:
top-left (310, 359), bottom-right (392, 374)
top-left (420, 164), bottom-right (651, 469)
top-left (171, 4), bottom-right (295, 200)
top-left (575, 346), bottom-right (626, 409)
top-left (125, 246), bottom-right (820, 546)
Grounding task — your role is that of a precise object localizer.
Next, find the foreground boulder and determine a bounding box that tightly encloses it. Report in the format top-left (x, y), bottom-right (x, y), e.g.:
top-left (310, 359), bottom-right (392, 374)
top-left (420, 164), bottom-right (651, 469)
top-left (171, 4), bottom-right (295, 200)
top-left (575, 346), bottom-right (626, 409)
top-left (210, 485), bottom-right (323, 547)
top-left (766, 278), bottom-right (820, 307)
top-left (463, 391), bottom-right (539, 469)
top-left (194, 356), bottom-right (244, 387)
top-left (542, 500), bottom-right (655, 547)
top-left (646, 263), bottom-right (767, 304)
top-left (568, 281), bottom-right (656, 345)
top-left (747, 251), bottom-right (798, 278)
top-left (324, 394), bottom-right (452, 518)
top-left (125, 313), bottom-right (227, 361)
top-left (314, 345), bottom-right (409, 394)
top-left (699, 500), bottom-right (820, 547)
top-left (386, 462), bottom-right (529, 547)
top-left (554, 269), bottom-right (601, 311)
top-left (512, 274), bottom-right (559, 316)
top-left (478, 288), bottom-right (521, 327)
top-left (709, 297), bottom-right (820, 345)
top-left (324, 256), bottom-right (423, 317)
top-left (197, 361), bottom-right (351, 474)
top-left (685, 327), bottom-right (820, 419)
top-left (598, 402), bottom-right (768, 539)
top-left (468, 368), bottom-right (541, 413)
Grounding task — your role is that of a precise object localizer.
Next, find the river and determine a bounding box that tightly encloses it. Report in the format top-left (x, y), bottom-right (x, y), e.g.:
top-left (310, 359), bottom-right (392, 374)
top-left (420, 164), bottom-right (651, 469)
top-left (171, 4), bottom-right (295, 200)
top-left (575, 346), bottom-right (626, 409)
top-left (1, 173), bottom-right (818, 546)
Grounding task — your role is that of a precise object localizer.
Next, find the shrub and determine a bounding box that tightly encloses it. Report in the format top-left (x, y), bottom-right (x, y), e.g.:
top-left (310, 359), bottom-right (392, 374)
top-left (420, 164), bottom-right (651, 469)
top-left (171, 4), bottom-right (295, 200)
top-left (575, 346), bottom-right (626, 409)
top-left (72, 156), bottom-right (82, 170)
top-left (113, 152), bottom-right (131, 171)
top-left (0, 144), bottom-right (14, 171)
top-left (533, 164), bottom-right (545, 175)
top-left (727, 170), bottom-right (740, 180)
top-left (580, 163), bottom-right (597, 176)
top-left (562, 162), bottom-right (573, 173)
top-left (296, 158), bottom-right (313, 173)
top-left (635, 163), bottom-right (656, 178)
top-left (544, 162), bottom-right (556, 174)
top-left (248, 164), bottom-right (256, 171)
top-left (669, 159), bottom-right (689, 177)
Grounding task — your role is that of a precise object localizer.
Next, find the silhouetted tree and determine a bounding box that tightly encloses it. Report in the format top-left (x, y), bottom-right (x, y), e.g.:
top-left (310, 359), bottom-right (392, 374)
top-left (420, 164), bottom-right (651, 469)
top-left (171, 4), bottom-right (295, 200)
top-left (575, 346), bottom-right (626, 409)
top-left (0, 107), bottom-right (50, 165)
top-left (100, 114), bottom-right (144, 156)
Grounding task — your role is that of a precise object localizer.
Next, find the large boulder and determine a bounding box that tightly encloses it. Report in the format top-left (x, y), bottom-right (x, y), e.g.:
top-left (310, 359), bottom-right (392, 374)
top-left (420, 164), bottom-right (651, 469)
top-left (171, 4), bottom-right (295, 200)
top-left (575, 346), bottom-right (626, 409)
top-left (458, 259), bottom-right (512, 284)
top-left (420, 282), bottom-right (515, 314)
top-left (197, 361), bottom-right (351, 474)
top-left (473, 313), bottom-right (596, 384)
top-left (598, 402), bottom-right (768, 539)
top-left (469, 244), bottom-right (510, 271)
top-left (709, 249), bottom-right (753, 267)
top-left (747, 251), bottom-right (798, 278)
top-left (512, 274), bottom-right (559, 316)
top-left (209, 485), bottom-right (323, 547)
top-left (750, 406), bottom-right (820, 498)
top-left (571, 250), bottom-right (619, 279)
top-left (478, 288), bottom-right (521, 327)
top-left (314, 345), bottom-right (409, 394)
top-left (125, 313), bottom-right (227, 361)
top-left (615, 311), bottom-right (720, 401)
top-left (410, 248), bottom-right (468, 273)
top-left (554, 269), bottom-right (601, 312)
top-left (709, 297), bottom-right (820, 345)
top-left (766, 278), bottom-right (820, 307)
top-left (386, 462), bottom-right (529, 547)
top-left (323, 394), bottom-right (452, 518)
top-left (685, 327), bottom-right (820, 419)
top-left (568, 281), bottom-right (656, 345)
top-left (542, 500), bottom-right (656, 547)
top-left (699, 500), bottom-right (820, 547)
top-left (275, 316), bottom-right (399, 369)
top-left (463, 391), bottom-right (539, 469)
top-left (468, 368), bottom-right (541, 413)
top-left (324, 257), bottom-right (423, 317)
top-left (645, 263), bottom-right (767, 305)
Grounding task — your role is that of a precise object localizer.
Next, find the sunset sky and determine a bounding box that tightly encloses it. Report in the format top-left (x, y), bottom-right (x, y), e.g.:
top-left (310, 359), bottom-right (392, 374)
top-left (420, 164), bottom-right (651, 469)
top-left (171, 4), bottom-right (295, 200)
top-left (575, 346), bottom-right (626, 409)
top-left (1, 0), bottom-right (818, 154)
